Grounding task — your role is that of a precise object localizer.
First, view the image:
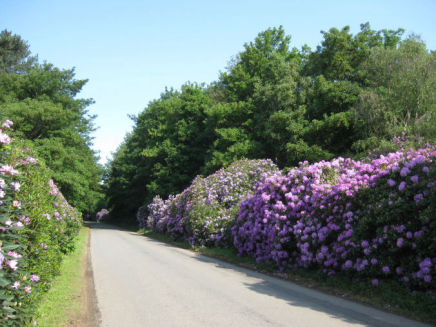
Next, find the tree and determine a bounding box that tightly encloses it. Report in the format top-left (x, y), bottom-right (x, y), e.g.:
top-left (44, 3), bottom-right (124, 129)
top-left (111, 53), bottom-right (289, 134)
top-left (0, 29), bottom-right (36, 74)
top-left (302, 23), bottom-right (405, 156)
top-left (208, 27), bottom-right (316, 168)
top-left (0, 31), bottom-right (103, 213)
top-left (106, 84), bottom-right (214, 221)
top-left (353, 37), bottom-right (436, 149)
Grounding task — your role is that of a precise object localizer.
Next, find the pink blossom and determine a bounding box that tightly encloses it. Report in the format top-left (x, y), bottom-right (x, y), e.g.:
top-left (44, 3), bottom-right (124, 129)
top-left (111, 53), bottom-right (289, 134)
top-left (10, 182), bottom-right (20, 191)
top-left (7, 260), bottom-right (18, 271)
top-left (0, 132), bottom-right (10, 145)
top-left (30, 274), bottom-right (40, 282)
top-left (0, 165), bottom-right (19, 175)
top-left (2, 120), bottom-right (13, 129)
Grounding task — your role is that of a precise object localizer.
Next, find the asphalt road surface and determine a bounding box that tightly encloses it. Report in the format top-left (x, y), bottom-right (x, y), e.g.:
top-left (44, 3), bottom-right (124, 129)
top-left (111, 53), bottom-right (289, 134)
top-left (90, 223), bottom-right (431, 327)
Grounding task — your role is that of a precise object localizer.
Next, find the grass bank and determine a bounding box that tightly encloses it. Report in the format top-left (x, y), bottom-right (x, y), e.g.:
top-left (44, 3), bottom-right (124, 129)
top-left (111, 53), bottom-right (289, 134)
top-left (140, 229), bottom-right (436, 325)
top-left (35, 226), bottom-right (89, 327)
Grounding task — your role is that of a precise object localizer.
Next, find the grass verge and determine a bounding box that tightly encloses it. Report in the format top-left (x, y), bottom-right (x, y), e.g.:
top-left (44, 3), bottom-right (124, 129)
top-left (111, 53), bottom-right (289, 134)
top-left (35, 226), bottom-right (88, 327)
top-left (140, 228), bottom-right (436, 324)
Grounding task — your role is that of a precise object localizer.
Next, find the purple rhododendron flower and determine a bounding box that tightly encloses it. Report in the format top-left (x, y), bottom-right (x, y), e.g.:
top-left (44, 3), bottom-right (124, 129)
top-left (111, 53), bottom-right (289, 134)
top-left (396, 238), bottom-right (404, 247)
top-left (400, 167), bottom-right (410, 177)
top-left (398, 181), bottom-right (406, 191)
top-left (382, 266), bottom-right (390, 274)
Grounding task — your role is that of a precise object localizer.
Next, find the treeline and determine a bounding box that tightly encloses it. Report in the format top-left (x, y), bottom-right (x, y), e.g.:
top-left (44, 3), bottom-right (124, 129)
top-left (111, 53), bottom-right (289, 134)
top-left (0, 30), bottom-right (104, 214)
top-left (106, 23), bottom-right (435, 222)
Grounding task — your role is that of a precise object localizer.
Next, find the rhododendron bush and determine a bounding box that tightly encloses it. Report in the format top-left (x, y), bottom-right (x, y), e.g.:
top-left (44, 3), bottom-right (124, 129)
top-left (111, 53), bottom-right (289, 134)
top-left (141, 142), bottom-right (435, 292)
top-left (233, 147), bottom-right (435, 291)
top-left (0, 121), bottom-right (81, 326)
top-left (142, 159), bottom-right (279, 246)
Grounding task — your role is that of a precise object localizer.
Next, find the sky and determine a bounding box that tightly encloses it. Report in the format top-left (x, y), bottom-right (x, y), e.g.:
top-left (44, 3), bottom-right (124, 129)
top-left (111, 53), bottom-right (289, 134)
top-left (1, 0), bottom-right (435, 164)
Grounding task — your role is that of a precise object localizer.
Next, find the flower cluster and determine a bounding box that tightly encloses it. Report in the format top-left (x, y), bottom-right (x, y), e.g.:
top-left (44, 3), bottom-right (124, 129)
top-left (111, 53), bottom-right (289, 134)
top-left (144, 159), bottom-right (279, 246)
top-left (0, 120), bottom-right (82, 324)
top-left (96, 208), bottom-right (110, 222)
top-left (232, 147), bottom-right (435, 290)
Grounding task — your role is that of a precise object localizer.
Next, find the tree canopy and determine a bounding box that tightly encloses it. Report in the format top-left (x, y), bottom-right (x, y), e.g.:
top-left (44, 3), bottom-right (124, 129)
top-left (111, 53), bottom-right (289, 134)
top-left (0, 29), bottom-right (103, 214)
top-left (103, 23), bottom-right (435, 222)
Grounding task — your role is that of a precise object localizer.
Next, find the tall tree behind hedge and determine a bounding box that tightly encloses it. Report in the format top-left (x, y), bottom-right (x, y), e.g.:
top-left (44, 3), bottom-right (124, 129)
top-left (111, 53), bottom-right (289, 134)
top-left (106, 84), bottom-right (213, 220)
top-left (0, 30), bottom-right (103, 213)
top-left (302, 23), bottom-right (405, 157)
top-left (206, 26), bottom-right (328, 169)
top-left (353, 36), bottom-right (436, 150)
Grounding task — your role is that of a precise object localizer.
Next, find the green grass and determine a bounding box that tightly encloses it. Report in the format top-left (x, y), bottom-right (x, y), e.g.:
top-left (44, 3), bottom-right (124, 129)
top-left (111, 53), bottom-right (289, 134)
top-left (140, 228), bottom-right (436, 324)
top-left (35, 226), bottom-right (88, 327)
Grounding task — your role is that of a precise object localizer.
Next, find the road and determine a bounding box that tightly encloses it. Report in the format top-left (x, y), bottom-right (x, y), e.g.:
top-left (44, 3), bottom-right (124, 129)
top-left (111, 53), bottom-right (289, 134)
top-left (89, 223), bottom-right (430, 327)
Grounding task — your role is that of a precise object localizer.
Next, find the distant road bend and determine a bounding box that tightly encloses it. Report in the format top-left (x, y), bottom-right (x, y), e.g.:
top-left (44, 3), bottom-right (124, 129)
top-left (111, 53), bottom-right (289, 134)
top-left (90, 223), bottom-right (430, 327)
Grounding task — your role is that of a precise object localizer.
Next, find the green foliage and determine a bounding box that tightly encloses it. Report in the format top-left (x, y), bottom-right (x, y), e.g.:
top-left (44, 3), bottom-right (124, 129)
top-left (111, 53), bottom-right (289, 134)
top-left (353, 37), bottom-right (436, 146)
top-left (107, 84), bottom-right (214, 221)
top-left (1, 126), bottom-right (81, 326)
top-left (0, 30), bottom-right (36, 74)
top-left (0, 31), bottom-right (103, 214)
top-left (106, 22), bottom-right (435, 226)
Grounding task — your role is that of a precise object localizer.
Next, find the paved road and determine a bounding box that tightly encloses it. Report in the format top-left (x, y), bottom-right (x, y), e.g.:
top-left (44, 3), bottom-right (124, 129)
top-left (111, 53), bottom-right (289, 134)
top-left (90, 223), bottom-right (430, 327)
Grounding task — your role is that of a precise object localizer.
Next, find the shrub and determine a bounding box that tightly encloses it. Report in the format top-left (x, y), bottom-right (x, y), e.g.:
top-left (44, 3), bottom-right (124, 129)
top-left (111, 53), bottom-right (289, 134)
top-left (96, 208), bottom-right (110, 222)
top-left (1, 120), bottom-right (81, 326)
top-left (232, 147), bottom-right (435, 291)
top-left (145, 159), bottom-right (279, 246)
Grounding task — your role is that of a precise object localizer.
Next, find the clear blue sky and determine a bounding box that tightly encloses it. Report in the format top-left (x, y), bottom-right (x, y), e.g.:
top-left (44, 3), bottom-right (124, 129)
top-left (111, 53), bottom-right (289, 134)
top-left (2, 0), bottom-right (435, 164)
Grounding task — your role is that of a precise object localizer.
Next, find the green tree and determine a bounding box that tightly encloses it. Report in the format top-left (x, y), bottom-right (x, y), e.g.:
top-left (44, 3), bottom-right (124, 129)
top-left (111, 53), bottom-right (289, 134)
top-left (0, 29), bottom-right (36, 74)
top-left (302, 23), bottom-right (405, 156)
top-left (106, 84), bottom-right (213, 221)
top-left (208, 27), bottom-right (318, 168)
top-left (353, 36), bottom-right (436, 150)
top-left (0, 31), bottom-right (103, 213)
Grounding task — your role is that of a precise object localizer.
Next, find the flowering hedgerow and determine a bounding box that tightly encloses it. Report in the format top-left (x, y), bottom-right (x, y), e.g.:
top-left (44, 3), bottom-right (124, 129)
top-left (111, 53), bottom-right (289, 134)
top-left (144, 159), bottom-right (279, 246)
top-left (0, 120), bottom-right (81, 326)
top-left (96, 208), bottom-right (110, 222)
top-left (232, 146), bottom-right (435, 291)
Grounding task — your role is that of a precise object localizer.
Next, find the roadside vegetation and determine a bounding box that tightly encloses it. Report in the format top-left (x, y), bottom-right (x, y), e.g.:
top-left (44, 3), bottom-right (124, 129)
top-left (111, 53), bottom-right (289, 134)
top-left (106, 22), bottom-right (435, 323)
top-left (1, 20), bottom-right (435, 325)
top-left (36, 226), bottom-right (88, 327)
top-left (0, 30), bottom-right (101, 325)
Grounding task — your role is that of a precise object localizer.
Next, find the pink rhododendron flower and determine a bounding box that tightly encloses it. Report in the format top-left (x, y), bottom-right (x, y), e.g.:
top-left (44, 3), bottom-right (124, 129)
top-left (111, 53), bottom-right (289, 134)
top-left (10, 182), bottom-right (20, 191)
top-left (0, 165), bottom-right (19, 175)
top-left (2, 120), bottom-right (13, 129)
top-left (0, 132), bottom-right (10, 145)
top-left (30, 274), bottom-right (40, 282)
top-left (7, 260), bottom-right (18, 271)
